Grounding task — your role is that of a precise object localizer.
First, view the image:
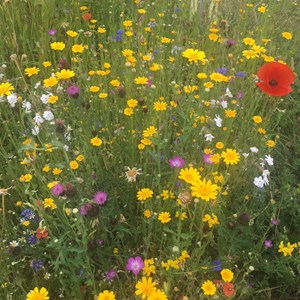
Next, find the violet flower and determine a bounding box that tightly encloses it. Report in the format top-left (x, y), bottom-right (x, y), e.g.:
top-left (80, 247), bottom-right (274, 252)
top-left (51, 183), bottom-right (65, 196)
top-left (93, 191), bottom-right (108, 205)
top-left (48, 29), bottom-right (57, 36)
top-left (126, 256), bottom-right (144, 275)
top-left (203, 153), bottom-right (214, 164)
top-left (264, 240), bottom-right (273, 248)
top-left (66, 85), bottom-right (80, 98)
top-left (169, 156), bottom-right (185, 168)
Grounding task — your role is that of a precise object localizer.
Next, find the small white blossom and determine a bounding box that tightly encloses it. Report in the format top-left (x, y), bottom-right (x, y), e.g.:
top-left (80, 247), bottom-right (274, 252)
top-left (33, 113), bottom-right (44, 125)
top-left (22, 101), bottom-right (31, 113)
top-left (43, 110), bottom-right (54, 121)
top-left (225, 88), bottom-right (233, 98)
top-left (253, 176), bottom-right (265, 188)
top-left (34, 81), bottom-right (41, 89)
top-left (7, 93), bottom-right (18, 107)
top-left (220, 100), bottom-right (228, 108)
top-left (265, 154), bottom-right (274, 166)
top-left (214, 115), bottom-right (222, 127)
top-left (250, 147), bottom-right (259, 153)
top-left (32, 126), bottom-right (40, 135)
top-left (204, 133), bottom-right (215, 142)
top-left (40, 93), bottom-right (51, 104)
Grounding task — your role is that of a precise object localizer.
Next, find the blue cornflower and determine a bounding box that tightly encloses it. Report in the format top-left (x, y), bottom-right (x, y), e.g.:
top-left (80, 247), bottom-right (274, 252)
top-left (27, 235), bottom-right (39, 245)
top-left (31, 258), bottom-right (43, 272)
top-left (116, 29), bottom-right (124, 41)
top-left (213, 259), bottom-right (222, 271)
top-left (216, 67), bottom-right (228, 75)
top-left (235, 71), bottom-right (247, 77)
top-left (20, 209), bottom-right (35, 220)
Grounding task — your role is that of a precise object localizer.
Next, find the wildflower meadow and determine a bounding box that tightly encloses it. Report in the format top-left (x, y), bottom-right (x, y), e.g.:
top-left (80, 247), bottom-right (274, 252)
top-left (0, 0), bottom-right (300, 299)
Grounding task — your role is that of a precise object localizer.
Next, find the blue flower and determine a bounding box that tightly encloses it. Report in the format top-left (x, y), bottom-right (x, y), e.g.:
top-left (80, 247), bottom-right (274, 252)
top-left (213, 259), bottom-right (222, 271)
top-left (216, 67), bottom-right (227, 75)
top-left (27, 235), bottom-right (39, 245)
top-left (31, 258), bottom-right (43, 272)
top-left (235, 71), bottom-right (247, 77)
top-left (20, 209), bottom-right (35, 220)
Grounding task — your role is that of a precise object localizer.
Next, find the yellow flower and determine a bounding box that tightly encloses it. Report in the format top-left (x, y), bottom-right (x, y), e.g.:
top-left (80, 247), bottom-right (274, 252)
top-left (42, 165), bottom-right (51, 172)
top-left (153, 101), bottom-right (167, 111)
top-left (197, 72), bottom-right (207, 79)
top-left (25, 67), bottom-right (40, 77)
top-left (44, 198), bottom-right (57, 210)
top-left (221, 148), bottom-right (240, 165)
top-left (220, 269), bottom-right (234, 282)
top-left (134, 76), bottom-right (149, 85)
top-left (143, 259), bottom-right (156, 276)
top-left (90, 136), bottom-right (103, 147)
top-left (76, 154), bottom-right (85, 162)
top-left (148, 289), bottom-right (168, 300)
top-left (203, 81), bottom-right (214, 89)
top-left (135, 277), bottom-right (156, 299)
top-left (19, 174), bottom-right (33, 182)
top-left (242, 49), bottom-right (259, 59)
top-left (282, 32), bottom-right (293, 40)
top-left (161, 37), bottom-right (171, 43)
top-left (97, 27), bottom-right (106, 33)
top-left (253, 116), bottom-right (262, 123)
top-left (143, 126), bottom-right (157, 137)
top-left (158, 211), bottom-right (171, 224)
top-left (123, 20), bottom-right (133, 27)
top-left (52, 168), bottom-right (62, 175)
top-left (258, 6), bottom-right (266, 13)
top-left (182, 48), bottom-right (206, 64)
top-left (225, 109), bottom-right (237, 118)
top-left (208, 33), bottom-right (219, 41)
top-left (0, 82), bottom-right (14, 96)
top-left (127, 99), bottom-right (138, 108)
top-left (42, 61), bottom-right (51, 67)
top-left (215, 142), bottom-right (224, 149)
top-left (90, 86), bottom-right (100, 92)
top-left (66, 30), bottom-right (78, 37)
top-left (278, 241), bottom-right (296, 256)
top-left (178, 167), bottom-right (201, 184)
top-left (50, 41), bottom-right (66, 50)
top-left (122, 49), bottom-right (134, 57)
top-left (190, 179), bottom-right (219, 201)
top-left (48, 95), bottom-right (58, 104)
top-left (110, 79), bottom-right (121, 87)
top-left (137, 188), bottom-right (153, 201)
top-left (70, 160), bottom-right (79, 170)
top-left (266, 140), bottom-right (276, 148)
top-left (99, 93), bottom-right (108, 99)
top-left (201, 280), bottom-right (217, 296)
top-left (210, 72), bottom-right (230, 82)
top-left (243, 37), bottom-right (256, 45)
top-left (144, 209), bottom-right (152, 218)
top-left (72, 44), bottom-right (84, 53)
top-left (55, 69), bottom-right (75, 80)
top-left (26, 287), bottom-right (49, 300)
top-left (124, 107), bottom-right (134, 116)
top-left (43, 77), bottom-right (58, 88)
top-left (97, 290), bottom-right (116, 300)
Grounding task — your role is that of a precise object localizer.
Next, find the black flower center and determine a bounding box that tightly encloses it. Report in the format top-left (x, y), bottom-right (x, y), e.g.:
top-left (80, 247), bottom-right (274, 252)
top-left (269, 79), bottom-right (278, 86)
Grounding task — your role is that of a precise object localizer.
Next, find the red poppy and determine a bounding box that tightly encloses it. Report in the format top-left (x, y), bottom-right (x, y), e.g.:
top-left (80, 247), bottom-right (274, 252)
top-left (256, 62), bottom-right (295, 96)
top-left (36, 228), bottom-right (49, 239)
top-left (223, 282), bottom-right (235, 298)
top-left (82, 12), bottom-right (92, 21)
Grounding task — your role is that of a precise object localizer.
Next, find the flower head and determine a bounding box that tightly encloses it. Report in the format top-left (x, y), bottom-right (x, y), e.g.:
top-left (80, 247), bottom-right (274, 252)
top-left (169, 156), bottom-right (185, 168)
top-left (201, 280), bottom-right (217, 296)
top-left (135, 276), bottom-right (156, 299)
top-left (26, 287), bottom-right (49, 300)
top-left (51, 183), bottom-right (65, 196)
top-left (126, 256), bottom-right (144, 275)
top-left (256, 62), bottom-right (295, 96)
top-left (190, 179), bottom-right (219, 201)
top-left (137, 188), bottom-right (153, 201)
top-left (66, 85), bottom-right (80, 98)
top-left (223, 282), bottom-right (235, 298)
top-left (220, 269), bottom-right (234, 283)
top-left (93, 191), bottom-right (108, 205)
top-left (97, 290), bottom-right (116, 300)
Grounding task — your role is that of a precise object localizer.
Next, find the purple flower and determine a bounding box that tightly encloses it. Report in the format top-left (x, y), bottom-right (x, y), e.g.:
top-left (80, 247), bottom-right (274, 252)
top-left (116, 29), bottom-right (124, 41)
top-left (105, 269), bottom-right (117, 281)
top-left (203, 153), bottom-right (214, 164)
top-left (93, 191), bottom-right (108, 205)
top-left (216, 67), bottom-right (227, 75)
top-left (236, 91), bottom-right (244, 100)
top-left (31, 258), bottom-right (43, 272)
top-left (264, 240), bottom-right (273, 248)
top-left (48, 29), bottom-right (57, 36)
top-left (235, 71), bottom-right (247, 77)
top-left (169, 156), bottom-right (185, 168)
top-left (51, 183), bottom-right (65, 196)
top-left (27, 235), bottom-right (39, 245)
top-left (227, 38), bottom-right (235, 47)
top-left (80, 202), bottom-right (99, 217)
top-left (213, 259), bottom-right (222, 271)
top-left (271, 218), bottom-right (279, 225)
top-left (21, 209), bottom-right (35, 220)
top-left (66, 85), bottom-right (80, 98)
top-left (126, 256), bottom-right (144, 275)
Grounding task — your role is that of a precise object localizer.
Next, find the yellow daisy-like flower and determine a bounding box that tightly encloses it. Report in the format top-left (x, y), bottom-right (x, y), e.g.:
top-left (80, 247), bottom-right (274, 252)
top-left (134, 76), bottom-right (149, 85)
top-left (127, 99), bottom-right (138, 108)
top-left (137, 188), bottom-right (153, 201)
top-left (243, 37), bottom-right (256, 46)
top-left (43, 77), bottom-right (58, 88)
top-left (178, 167), bottom-right (201, 184)
top-left (266, 140), bottom-right (276, 148)
top-left (97, 27), bottom-right (106, 33)
top-left (55, 69), bottom-right (75, 80)
top-left (42, 61), bottom-right (51, 68)
top-left (253, 116), bottom-right (262, 123)
top-left (182, 48), bottom-right (206, 64)
top-left (282, 32), bottom-right (293, 40)
top-left (225, 109), bottom-right (237, 118)
top-left (257, 6), bottom-right (266, 13)
top-left (124, 107), bottom-right (134, 116)
top-left (25, 67), bottom-right (40, 77)
top-left (220, 268), bottom-right (234, 283)
top-left (190, 179), bottom-right (219, 201)
top-left (48, 95), bottom-right (58, 104)
top-left (97, 290), bottom-right (116, 300)
top-left (153, 101), bottom-right (167, 111)
top-left (26, 287), bottom-right (49, 300)
top-left (50, 41), bottom-right (66, 51)
top-left (221, 148), bottom-right (240, 165)
top-left (148, 289), bottom-right (168, 300)
top-left (0, 82), bottom-right (14, 96)
top-left (66, 30), bottom-right (78, 37)
top-left (201, 280), bottom-right (216, 296)
top-left (242, 49), bottom-right (259, 59)
top-left (210, 73), bottom-right (230, 82)
top-left (70, 160), bottom-right (79, 170)
top-left (158, 212), bottom-right (171, 224)
top-left (143, 126), bottom-right (157, 137)
top-left (135, 276), bottom-right (156, 299)
top-left (161, 37), bottom-right (171, 43)
top-left (72, 44), bottom-right (84, 53)
top-left (90, 136), bottom-right (103, 147)
top-left (123, 20), bottom-right (133, 27)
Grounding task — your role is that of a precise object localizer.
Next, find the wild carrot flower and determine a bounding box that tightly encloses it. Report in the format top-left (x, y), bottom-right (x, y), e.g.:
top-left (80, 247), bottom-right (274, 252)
top-left (126, 256), bottom-right (144, 275)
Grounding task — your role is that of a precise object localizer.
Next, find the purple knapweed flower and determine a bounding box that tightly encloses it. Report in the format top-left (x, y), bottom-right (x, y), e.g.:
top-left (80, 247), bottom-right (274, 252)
top-left (93, 191), bottom-right (108, 205)
top-left (66, 85), bottom-right (80, 98)
top-left (80, 202), bottom-right (99, 217)
top-left (169, 156), bottom-right (185, 168)
top-left (264, 240), bottom-right (273, 248)
top-left (126, 256), bottom-right (144, 275)
top-left (105, 269), bottom-right (117, 281)
top-left (227, 38), bottom-right (235, 47)
top-left (48, 29), bottom-right (57, 36)
top-left (51, 183), bottom-right (65, 196)
top-left (216, 67), bottom-right (227, 75)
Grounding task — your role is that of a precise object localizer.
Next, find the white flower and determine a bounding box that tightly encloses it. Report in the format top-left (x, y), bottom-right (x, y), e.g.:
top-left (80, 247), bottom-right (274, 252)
top-left (9, 240), bottom-right (19, 247)
top-left (32, 126), bottom-right (40, 135)
top-left (265, 154), bottom-right (274, 166)
top-left (225, 87), bottom-right (233, 98)
top-left (22, 101), bottom-right (31, 112)
top-left (214, 115), bottom-right (222, 127)
top-left (7, 93), bottom-right (18, 107)
top-left (43, 110), bottom-right (54, 121)
top-left (124, 167), bottom-right (142, 183)
top-left (250, 147), bottom-right (259, 153)
top-left (220, 100), bottom-right (228, 108)
top-left (34, 81), bottom-right (41, 89)
top-left (40, 93), bottom-right (51, 104)
top-left (253, 176), bottom-right (265, 188)
top-left (33, 113), bottom-right (44, 125)
top-left (204, 133), bottom-right (215, 142)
